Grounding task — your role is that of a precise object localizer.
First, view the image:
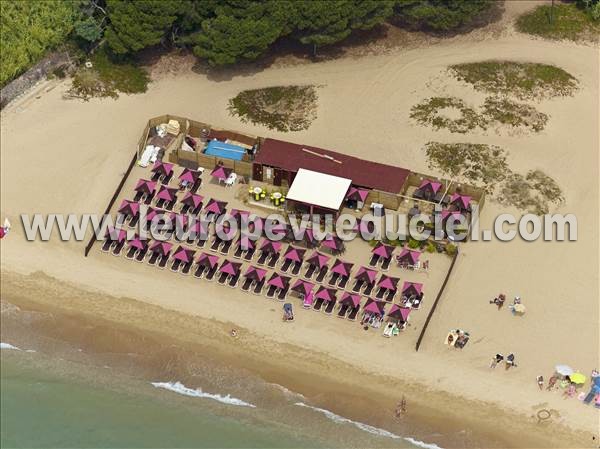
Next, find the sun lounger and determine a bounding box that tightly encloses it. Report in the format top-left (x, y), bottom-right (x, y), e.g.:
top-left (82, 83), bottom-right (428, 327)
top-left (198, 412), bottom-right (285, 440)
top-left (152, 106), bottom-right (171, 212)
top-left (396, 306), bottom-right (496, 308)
top-left (315, 266), bottom-right (328, 283)
top-left (134, 191), bottom-right (144, 202)
top-left (191, 203), bottom-right (203, 215)
top-left (194, 265), bottom-right (207, 278)
top-left (147, 252), bottom-right (160, 265)
top-left (244, 248), bottom-right (255, 261)
top-left (101, 239), bottom-right (113, 252)
top-left (125, 246), bottom-right (137, 259)
top-left (291, 261), bottom-right (302, 276)
top-left (324, 301), bottom-right (336, 315)
top-left (381, 258), bottom-right (391, 271)
top-left (233, 246), bottom-right (244, 259)
top-left (338, 276), bottom-right (349, 289)
top-left (171, 259), bottom-right (182, 272)
top-left (267, 253), bottom-right (280, 268)
top-left (375, 288), bottom-right (386, 300)
top-left (162, 172), bottom-right (173, 185)
top-left (411, 298), bottom-right (422, 309)
top-left (144, 193), bottom-right (154, 205)
top-left (112, 240), bottom-right (125, 256)
top-left (217, 272), bottom-right (228, 285)
top-left (151, 172), bottom-right (161, 182)
top-left (280, 259), bottom-right (292, 273)
top-left (205, 265), bottom-right (218, 281)
top-left (228, 273), bottom-right (240, 288)
top-left (347, 306), bottom-right (360, 321)
top-left (210, 238), bottom-right (222, 252)
top-left (313, 298), bottom-right (325, 312)
top-left (368, 254), bottom-right (380, 267)
top-left (257, 251), bottom-right (269, 265)
top-left (165, 200), bottom-right (176, 211)
top-left (266, 285), bottom-right (277, 299)
top-left (158, 254), bottom-right (169, 269)
top-left (180, 204), bottom-right (191, 215)
top-left (252, 279), bottom-right (264, 295)
top-left (195, 236), bottom-right (207, 248)
top-left (135, 247), bottom-right (148, 262)
top-left (220, 239), bottom-right (233, 255)
top-left (277, 286), bottom-right (289, 301)
top-left (383, 322), bottom-right (394, 338)
top-left (304, 264), bottom-right (316, 279)
top-left (328, 273), bottom-right (340, 286)
top-left (129, 215), bottom-right (139, 228)
top-left (352, 280), bottom-right (364, 293)
top-left (181, 261), bottom-right (193, 275)
top-left (191, 179), bottom-right (202, 194)
top-left (156, 198), bottom-right (166, 209)
top-left (385, 289), bottom-right (395, 302)
top-left (241, 278), bottom-right (253, 292)
top-left (337, 304), bottom-right (349, 318)
top-left (363, 284), bottom-right (374, 296)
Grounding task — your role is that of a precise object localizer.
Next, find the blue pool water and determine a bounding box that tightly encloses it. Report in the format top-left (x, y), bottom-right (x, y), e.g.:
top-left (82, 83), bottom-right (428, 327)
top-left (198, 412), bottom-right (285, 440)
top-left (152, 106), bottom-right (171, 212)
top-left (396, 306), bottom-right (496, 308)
top-left (204, 140), bottom-right (246, 161)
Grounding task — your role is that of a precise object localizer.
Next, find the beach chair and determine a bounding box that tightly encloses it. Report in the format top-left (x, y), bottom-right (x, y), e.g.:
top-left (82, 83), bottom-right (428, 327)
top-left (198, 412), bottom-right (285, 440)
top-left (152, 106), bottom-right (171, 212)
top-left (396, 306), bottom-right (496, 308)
top-left (228, 273), bottom-right (240, 288)
top-left (233, 245), bottom-right (244, 259)
top-left (158, 254), bottom-right (169, 269)
top-left (101, 239), bottom-right (113, 253)
top-left (180, 204), bottom-right (191, 215)
top-left (338, 276), bottom-right (349, 289)
top-left (328, 272), bottom-right (340, 286)
top-left (304, 264), bottom-right (316, 279)
top-left (156, 198), bottom-right (166, 209)
top-left (210, 237), bottom-right (222, 252)
top-left (315, 266), bottom-right (328, 283)
top-left (151, 172), bottom-right (161, 182)
top-left (347, 306), bottom-right (360, 321)
top-left (217, 272), bottom-right (228, 285)
top-left (266, 285), bottom-right (277, 299)
top-left (383, 322), bottom-right (394, 338)
top-left (256, 251), bottom-right (269, 265)
top-left (125, 246), bottom-right (137, 259)
top-left (277, 286), bottom-right (289, 301)
top-left (280, 258), bottom-right (292, 273)
top-left (134, 191), bottom-right (144, 202)
top-left (291, 261), bottom-right (302, 276)
top-left (165, 200), bottom-right (176, 211)
top-left (181, 261), bottom-right (193, 275)
top-left (313, 298), bottom-right (325, 312)
top-left (191, 203), bottom-right (203, 216)
top-left (385, 289), bottom-right (395, 302)
top-left (375, 288), bottom-right (386, 300)
top-left (324, 301), bottom-right (336, 315)
top-left (411, 297), bottom-right (422, 309)
top-left (241, 278), bottom-right (253, 292)
top-left (171, 259), bottom-right (182, 272)
top-left (162, 172), bottom-right (173, 185)
top-left (337, 304), bottom-right (350, 318)
top-left (194, 265), bottom-right (207, 279)
top-left (191, 179), bottom-right (202, 194)
top-left (267, 253), bottom-right (280, 268)
top-left (195, 236), bottom-right (207, 248)
top-left (220, 239), bottom-right (233, 255)
top-left (352, 280), bottom-right (364, 293)
top-left (368, 254), bottom-right (380, 267)
top-left (135, 247), bottom-right (148, 262)
top-left (147, 251), bottom-right (160, 265)
top-left (363, 283), bottom-right (374, 296)
top-left (381, 258), bottom-right (391, 271)
top-left (252, 279), bottom-right (265, 295)
top-left (129, 215), bottom-right (139, 228)
top-left (243, 248), bottom-right (255, 261)
top-left (205, 265), bottom-right (218, 281)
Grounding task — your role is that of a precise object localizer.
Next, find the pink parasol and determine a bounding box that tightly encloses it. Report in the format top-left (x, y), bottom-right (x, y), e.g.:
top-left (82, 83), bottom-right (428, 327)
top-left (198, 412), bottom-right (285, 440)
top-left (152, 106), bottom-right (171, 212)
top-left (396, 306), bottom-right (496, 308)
top-left (179, 168), bottom-right (200, 184)
top-left (267, 273), bottom-right (290, 289)
top-left (363, 298), bottom-right (386, 316)
top-left (182, 192), bottom-right (204, 208)
top-left (283, 246), bottom-right (306, 263)
top-left (118, 199), bottom-right (140, 216)
top-left (315, 286), bottom-right (337, 302)
top-left (245, 266), bottom-right (267, 282)
top-left (151, 161), bottom-right (173, 176)
top-left (331, 259), bottom-right (353, 277)
top-left (307, 251), bottom-right (330, 269)
top-left (346, 186), bottom-right (369, 202)
top-left (378, 275), bottom-right (399, 291)
top-left (219, 260), bottom-right (241, 276)
top-left (135, 179), bottom-right (156, 194)
top-left (172, 246), bottom-right (195, 263)
top-left (157, 185), bottom-right (177, 202)
top-left (397, 248), bottom-right (421, 264)
top-left (419, 179), bottom-right (442, 194)
top-left (292, 279), bottom-right (314, 296)
top-left (339, 292), bottom-right (361, 308)
top-left (354, 266), bottom-right (377, 284)
top-left (204, 199), bottom-right (227, 215)
top-left (196, 252), bottom-right (219, 268)
top-left (210, 165), bottom-right (233, 181)
top-left (150, 241), bottom-right (173, 256)
top-left (388, 304), bottom-right (411, 321)
top-left (372, 242), bottom-right (394, 259)
top-left (450, 193), bottom-right (472, 210)
top-left (402, 281), bottom-right (423, 296)
top-left (260, 240), bottom-right (282, 253)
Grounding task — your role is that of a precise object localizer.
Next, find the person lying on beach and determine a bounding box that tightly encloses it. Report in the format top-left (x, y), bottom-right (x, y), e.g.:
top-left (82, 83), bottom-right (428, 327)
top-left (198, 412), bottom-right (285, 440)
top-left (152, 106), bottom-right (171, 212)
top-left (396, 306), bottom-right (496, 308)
top-left (563, 385), bottom-right (576, 398)
top-left (505, 353), bottom-right (517, 370)
top-left (546, 375), bottom-right (558, 390)
top-left (489, 294), bottom-right (505, 309)
top-left (537, 375), bottom-right (544, 390)
top-left (490, 353), bottom-right (504, 369)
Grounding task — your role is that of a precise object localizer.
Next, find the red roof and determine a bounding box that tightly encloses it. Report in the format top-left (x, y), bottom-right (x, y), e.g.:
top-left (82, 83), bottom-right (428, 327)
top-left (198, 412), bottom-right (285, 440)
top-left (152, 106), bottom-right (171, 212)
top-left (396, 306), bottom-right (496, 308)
top-left (255, 138), bottom-right (409, 193)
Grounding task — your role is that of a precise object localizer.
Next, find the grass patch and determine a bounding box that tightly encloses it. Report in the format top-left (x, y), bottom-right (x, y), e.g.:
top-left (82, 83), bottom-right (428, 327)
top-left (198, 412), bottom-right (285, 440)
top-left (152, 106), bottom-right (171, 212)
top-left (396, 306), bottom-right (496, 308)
top-left (228, 85), bottom-right (318, 132)
top-left (498, 170), bottom-right (564, 215)
top-left (449, 61), bottom-right (578, 100)
top-left (67, 50), bottom-right (149, 100)
top-left (410, 97), bottom-right (486, 133)
top-left (482, 97), bottom-right (548, 132)
top-left (515, 3), bottom-right (600, 42)
top-left (424, 142), bottom-right (509, 193)
top-left (412, 96), bottom-right (548, 133)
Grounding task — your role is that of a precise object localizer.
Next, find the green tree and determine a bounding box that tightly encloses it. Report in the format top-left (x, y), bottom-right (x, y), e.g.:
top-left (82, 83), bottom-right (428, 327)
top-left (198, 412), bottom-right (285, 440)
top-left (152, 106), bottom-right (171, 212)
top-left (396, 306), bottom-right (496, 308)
top-left (394, 0), bottom-right (493, 31)
top-left (105, 0), bottom-right (183, 54)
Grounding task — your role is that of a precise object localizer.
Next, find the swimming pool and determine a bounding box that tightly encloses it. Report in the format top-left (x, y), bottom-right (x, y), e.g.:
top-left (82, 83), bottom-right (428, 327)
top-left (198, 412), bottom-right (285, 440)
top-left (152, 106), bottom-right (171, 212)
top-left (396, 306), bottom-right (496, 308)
top-left (204, 140), bottom-right (246, 161)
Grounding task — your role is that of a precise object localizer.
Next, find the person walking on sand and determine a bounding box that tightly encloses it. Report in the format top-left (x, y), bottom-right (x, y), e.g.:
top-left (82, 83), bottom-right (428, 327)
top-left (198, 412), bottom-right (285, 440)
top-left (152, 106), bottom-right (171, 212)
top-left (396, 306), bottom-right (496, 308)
top-left (537, 375), bottom-right (544, 390)
top-left (505, 353), bottom-right (517, 370)
top-left (490, 353), bottom-right (504, 369)
top-left (547, 375), bottom-right (558, 391)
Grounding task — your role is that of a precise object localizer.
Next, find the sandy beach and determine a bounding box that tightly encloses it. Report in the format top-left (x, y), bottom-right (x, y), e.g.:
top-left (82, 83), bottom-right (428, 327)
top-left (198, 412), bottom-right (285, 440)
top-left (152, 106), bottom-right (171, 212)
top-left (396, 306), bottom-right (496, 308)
top-left (1, 2), bottom-right (598, 447)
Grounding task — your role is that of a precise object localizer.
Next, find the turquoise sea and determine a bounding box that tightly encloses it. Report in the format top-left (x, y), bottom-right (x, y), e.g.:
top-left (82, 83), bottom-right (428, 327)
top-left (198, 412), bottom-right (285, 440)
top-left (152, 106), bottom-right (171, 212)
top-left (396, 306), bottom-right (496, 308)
top-left (1, 348), bottom-right (433, 449)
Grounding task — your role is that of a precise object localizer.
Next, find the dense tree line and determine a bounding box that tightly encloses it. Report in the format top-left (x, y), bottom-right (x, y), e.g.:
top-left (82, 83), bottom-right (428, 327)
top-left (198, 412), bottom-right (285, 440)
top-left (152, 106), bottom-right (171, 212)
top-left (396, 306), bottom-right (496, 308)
top-left (1, 0), bottom-right (496, 86)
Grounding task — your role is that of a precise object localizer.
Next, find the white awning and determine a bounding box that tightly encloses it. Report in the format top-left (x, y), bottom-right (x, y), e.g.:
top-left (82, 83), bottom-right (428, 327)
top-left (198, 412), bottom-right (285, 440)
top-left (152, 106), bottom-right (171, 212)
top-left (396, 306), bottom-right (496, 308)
top-left (286, 168), bottom-right (352, 211)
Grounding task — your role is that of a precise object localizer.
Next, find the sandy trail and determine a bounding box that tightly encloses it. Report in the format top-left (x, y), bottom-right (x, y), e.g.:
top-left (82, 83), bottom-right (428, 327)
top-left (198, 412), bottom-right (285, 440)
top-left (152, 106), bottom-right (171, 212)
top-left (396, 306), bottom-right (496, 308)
top-left (1, 2), bottom-right (598, 446)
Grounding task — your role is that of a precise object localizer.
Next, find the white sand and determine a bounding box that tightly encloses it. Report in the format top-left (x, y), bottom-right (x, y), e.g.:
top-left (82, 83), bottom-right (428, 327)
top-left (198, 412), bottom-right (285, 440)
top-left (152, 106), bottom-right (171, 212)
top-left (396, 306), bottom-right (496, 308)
top-left (1, 1), bottom-right (598, 443)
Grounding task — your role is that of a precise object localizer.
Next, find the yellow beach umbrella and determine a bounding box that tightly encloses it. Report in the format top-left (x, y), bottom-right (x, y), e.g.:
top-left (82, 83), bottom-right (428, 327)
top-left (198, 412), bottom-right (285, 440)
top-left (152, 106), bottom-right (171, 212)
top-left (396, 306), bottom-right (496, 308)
top-left (569, 373), bottom-right (586, 385)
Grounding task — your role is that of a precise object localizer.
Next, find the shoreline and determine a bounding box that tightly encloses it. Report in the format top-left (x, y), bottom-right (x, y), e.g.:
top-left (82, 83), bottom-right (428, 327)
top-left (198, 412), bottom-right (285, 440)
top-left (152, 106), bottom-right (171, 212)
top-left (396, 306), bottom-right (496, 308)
top-left (1, 270), bottom-right (593, 449)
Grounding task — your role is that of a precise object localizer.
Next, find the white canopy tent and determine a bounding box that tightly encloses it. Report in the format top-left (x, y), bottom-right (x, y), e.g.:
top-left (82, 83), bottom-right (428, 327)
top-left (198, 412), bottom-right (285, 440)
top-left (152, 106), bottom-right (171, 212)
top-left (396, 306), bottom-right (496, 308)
top-left (286, 168), bottom-right (352, 212)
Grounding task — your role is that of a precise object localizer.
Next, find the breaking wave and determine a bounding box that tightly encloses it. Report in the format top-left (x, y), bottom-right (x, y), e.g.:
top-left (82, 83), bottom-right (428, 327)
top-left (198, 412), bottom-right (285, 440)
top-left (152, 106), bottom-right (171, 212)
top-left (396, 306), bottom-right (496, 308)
top-left (151, 381), bottom-right (256, 408)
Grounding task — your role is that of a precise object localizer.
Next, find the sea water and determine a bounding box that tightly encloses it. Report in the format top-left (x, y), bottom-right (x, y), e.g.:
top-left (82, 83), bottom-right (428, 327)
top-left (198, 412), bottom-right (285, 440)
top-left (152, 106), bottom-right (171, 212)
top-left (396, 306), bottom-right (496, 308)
top-left (1, 349), bottom-right (432, 449)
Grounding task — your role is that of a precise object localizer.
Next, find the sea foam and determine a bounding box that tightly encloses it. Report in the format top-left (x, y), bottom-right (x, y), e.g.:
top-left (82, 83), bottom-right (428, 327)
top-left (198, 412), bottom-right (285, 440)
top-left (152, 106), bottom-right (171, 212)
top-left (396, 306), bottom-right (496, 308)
top-left (1, 342), bottom-right (21, 350)
top-left (151, 381), bottom-right (256, 408)
top-left (294, 402), bottom-right (443, 449)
